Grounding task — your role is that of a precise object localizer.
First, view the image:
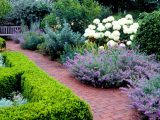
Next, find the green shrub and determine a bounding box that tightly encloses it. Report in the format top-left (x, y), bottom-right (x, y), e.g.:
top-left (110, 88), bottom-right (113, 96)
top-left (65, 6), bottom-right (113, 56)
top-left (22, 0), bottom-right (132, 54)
top-left (41, 13), bottom-right (57, 29)
top-left (0, 0), bottom-right (11, 18)
top-left (133, 11), bottom-right (160, 60)
top-left (6, 0), bottom-right (51, 26)
top-left (46, 0), bottom-right (110, 33)
top-left (0, 52), bottom-right (92, 119)
top-left (20, 22), bottom-right (44, 50)
top-left (0, 37), bottom-right (6, 51)
top-left (21, 32), bottom-right (44, 50)
top-left (41, 22), bottom-right (85, 59)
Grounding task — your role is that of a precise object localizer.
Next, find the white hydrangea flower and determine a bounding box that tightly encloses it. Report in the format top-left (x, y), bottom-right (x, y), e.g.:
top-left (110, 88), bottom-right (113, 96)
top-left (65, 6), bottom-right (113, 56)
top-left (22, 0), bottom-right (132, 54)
top-left (109, 33), bottom-right (114, 39)
top-left (97, 25), bottom-right (105, 31)
top-left (126, 19), bottom-right (133, 24)
top-left (125, 14), bottom-right (133, 20)
top-left (118, 18), bottom-right (128, 26)
top-left (88, 24), bottom-right (96, 30)
top-left (127, 41), bottom-right (132, 46)
top-left (112, 30), bottom-right (120, 36)
top-left (119, 43), bottom-right (126, 48)
top-left (113, 24), bottom-right (121, 30)
top-left (112, 21), bottom-right (119, 25)
top-left (105, 23), bottom-right (112, 29)
top-left (126, 28), bottom-right (133, 34)
top-left (85, 28), bottom-right (91, 33)
top-left (123, 25), bottom-right (128, 29)
top-left (132, 28), bottom-right (138, 34)
top-left (84, 33), bottom-right (88, 37)
top-left (113, 36), bottom-right (120, 41)
top-left (107, 16), bottom-right (115, 22)
top-left (132, 23), bottom-right (139, 29)
top-left (93, 18), bottom-right (100, 24)
top-left (104, 31), bottom-right (111, 37)
top-left (99, 46), bottom-right (105, 50)
top-left (130, 35), bottom-right (135, 40)
top-left (102, 18), bottom-right (108, 23)
top-left (87, 29), bottom-right (95, 37)
top-left (107, 40), bottom-right (118, 48)
top-left (94, 33), bottom-right (101, 39)
top-left (99, 32), bottom-right (104, 38)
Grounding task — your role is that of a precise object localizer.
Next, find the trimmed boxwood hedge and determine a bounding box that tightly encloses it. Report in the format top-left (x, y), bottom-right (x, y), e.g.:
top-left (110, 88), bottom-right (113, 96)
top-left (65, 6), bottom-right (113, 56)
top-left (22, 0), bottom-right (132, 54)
top-left (0, 52), bottom-right (92, 120)
top-left (0, 37), bottom-right (6, 51)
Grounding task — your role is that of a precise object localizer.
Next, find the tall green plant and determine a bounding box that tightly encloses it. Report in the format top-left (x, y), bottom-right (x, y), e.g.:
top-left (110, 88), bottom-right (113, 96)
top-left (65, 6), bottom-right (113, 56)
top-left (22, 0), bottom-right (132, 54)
top-left (6, 0), bottom-right (51, 26)
top-left (0, 0), bottom-right (11, 18)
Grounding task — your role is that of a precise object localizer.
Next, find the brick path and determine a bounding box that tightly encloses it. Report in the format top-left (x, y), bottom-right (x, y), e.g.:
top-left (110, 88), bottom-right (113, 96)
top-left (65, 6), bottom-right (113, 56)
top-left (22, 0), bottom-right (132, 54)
top-left (6, 41), bottom-right (139, 120)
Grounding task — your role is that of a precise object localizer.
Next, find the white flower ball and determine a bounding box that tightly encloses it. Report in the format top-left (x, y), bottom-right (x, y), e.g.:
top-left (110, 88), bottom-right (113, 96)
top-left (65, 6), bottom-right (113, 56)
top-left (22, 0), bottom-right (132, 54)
top-left (127, 20), bottom-right (133, 24)
top-left (123, 25), bottom-right (128, 29)
top-left (99, 32), bottom-right (104, 38)
top-left (99, 46), bottom-right (105, 50)
top-left (132, 23), bottom-right (139, 29)
top-left (94, 33), bottom-right (101, 39)
top-left (112, 30), bottom-right (120, 36)
top-left (118, 18), bottom-right (128, 25)
top-left (93, 19), bottom-right (100, 24)
top-left (84, 33), bottom-right (88, 37)
top-left (102, 18), bottom-right (108, 23)
top-left (113, 36), bottom-right (120, 41)
top-left (85, 28), bottom-right (90, 33)
top-left (127, 41), bottom-right (132, 46)
top-left (130, 35), bottom-right (135, 40)
top-left (107, 16), bottom-right (115, 22)
top-left (125, 14), bottom-right (133, 20)
top-left (107, 40), bottom-right (118, 48)
top-left (88, 24), bottom-right (96, 30)
top-left (105, 23), bottom-right (112, 29)
top-left (126, 28), bottom-right (133, 34)
top-left (97, 25), bottom-right (105, 31)
top-left (119, 43), bottom-right (126, 48)
top-left (87, 30), bottom-right (95, 37)
top-left (132, 28), bottom-right (138, 34)
top-left (113, 24), bottom-right (121, 30)
top-left (112, 21), bottom-right (119, 25)
top-left (104, 31), bottom-right (111, 37)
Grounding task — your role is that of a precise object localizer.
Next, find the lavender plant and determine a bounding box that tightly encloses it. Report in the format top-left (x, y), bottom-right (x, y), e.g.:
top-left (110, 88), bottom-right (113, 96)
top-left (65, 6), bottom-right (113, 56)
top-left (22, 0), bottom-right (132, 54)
top-left (125, 76), bottom-right (160, 120)
top-left (65, 49), bottom-right (160, 88)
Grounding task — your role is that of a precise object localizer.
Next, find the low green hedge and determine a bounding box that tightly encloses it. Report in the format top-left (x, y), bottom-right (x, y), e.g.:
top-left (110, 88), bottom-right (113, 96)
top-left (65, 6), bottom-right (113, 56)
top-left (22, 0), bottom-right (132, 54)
top-left (0, 37), bottom-right (6, 51)
top-left (0, 52), bottom-right (92, 120)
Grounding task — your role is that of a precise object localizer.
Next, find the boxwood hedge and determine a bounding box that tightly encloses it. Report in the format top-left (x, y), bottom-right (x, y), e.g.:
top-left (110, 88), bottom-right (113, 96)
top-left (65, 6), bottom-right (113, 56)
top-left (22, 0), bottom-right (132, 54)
top-left (0, 52), bottom-right (92, 120)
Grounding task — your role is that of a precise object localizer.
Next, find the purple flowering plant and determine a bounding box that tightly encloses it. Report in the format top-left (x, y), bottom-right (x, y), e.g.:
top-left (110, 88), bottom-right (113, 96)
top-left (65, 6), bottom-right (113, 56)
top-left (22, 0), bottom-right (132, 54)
top-left (65, 48), bottom-right (160, 88)
top-left (125, 76), bottom-right (160, 120)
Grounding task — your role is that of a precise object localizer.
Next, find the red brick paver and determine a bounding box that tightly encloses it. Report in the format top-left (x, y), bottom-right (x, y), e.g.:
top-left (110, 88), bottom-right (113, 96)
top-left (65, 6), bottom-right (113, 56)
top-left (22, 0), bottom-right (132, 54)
top-left (6, 41), bottom-right (139, 120)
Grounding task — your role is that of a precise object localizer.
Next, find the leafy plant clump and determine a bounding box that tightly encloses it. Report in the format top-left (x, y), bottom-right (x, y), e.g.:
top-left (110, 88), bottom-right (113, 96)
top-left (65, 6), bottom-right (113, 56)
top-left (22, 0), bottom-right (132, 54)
top-left (125, 76), bottom-right (160, 120)
top-left (0, 0), bottom-right (11, 18)
top-left (6, 0), bottom-right (51, 26)
top-left (65, 49), bottom-right (160, 88)
top-left (133, 11), bottom-right (160, 60)
top-left (0, 37), bottom-right (6, 51)
top-left (21, 22), bottom-right (44, 50)
top-left (40, 22), bottom-right (85, 59)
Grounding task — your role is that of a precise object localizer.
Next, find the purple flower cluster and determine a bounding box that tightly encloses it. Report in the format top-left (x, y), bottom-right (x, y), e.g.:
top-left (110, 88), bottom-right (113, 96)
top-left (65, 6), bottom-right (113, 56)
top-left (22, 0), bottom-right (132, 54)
top-left (65, 49), bottom-right (160, 88)
top-left (125, 76), bottom-right (160, 120)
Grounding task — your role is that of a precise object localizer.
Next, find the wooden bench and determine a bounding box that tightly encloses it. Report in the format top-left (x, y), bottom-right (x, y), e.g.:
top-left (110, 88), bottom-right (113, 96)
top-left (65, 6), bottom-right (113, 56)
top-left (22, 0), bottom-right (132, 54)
top-left (0, 26), bottom-right (21, 36)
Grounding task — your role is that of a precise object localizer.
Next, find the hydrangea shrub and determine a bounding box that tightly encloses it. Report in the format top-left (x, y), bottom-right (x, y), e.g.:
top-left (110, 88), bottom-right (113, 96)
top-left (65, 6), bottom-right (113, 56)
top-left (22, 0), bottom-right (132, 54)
top-left (125, 76), bottom-right (160, 119)
top-left (65, 49), bottom-right (160, 88)
top-left (84, 14), bottom-right (139, 49)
